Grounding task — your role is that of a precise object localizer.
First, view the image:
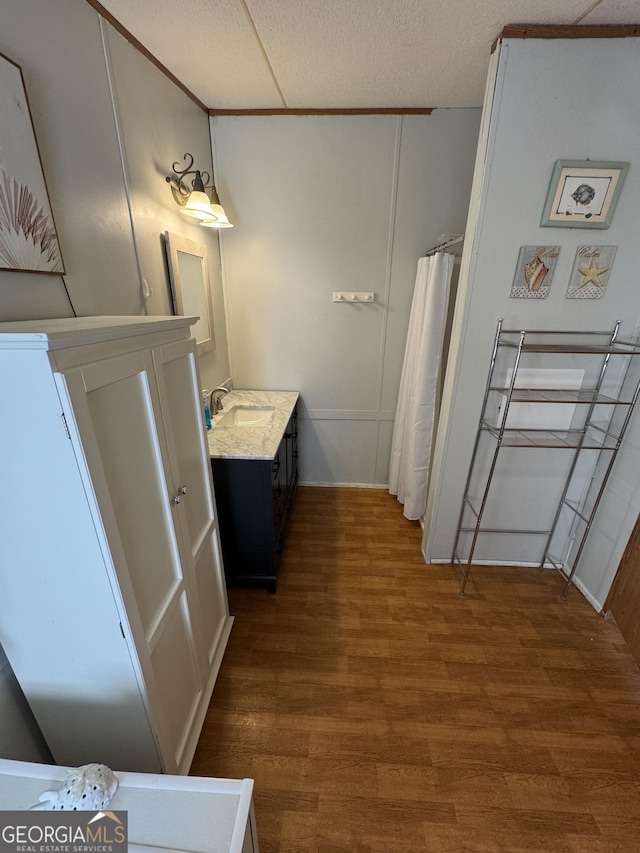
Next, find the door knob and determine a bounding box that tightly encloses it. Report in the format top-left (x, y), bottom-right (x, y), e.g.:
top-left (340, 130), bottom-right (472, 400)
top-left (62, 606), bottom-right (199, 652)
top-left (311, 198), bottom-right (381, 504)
top-left (171, 485), bottom-right (188, 505)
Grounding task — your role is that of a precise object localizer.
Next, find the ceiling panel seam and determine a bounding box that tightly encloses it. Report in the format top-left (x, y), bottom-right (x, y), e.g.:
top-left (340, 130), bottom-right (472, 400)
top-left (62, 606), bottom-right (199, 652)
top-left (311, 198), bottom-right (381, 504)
top-left (241, 0), bottom-right (287, 108)
top-left (573, 0), bottom-right (605, 24)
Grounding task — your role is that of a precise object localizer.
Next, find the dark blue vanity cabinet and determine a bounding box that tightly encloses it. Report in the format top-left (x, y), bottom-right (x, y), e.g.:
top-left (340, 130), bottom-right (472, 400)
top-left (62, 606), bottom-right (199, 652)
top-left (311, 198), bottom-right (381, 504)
top-left (212, 404), bottom-right (298, 592)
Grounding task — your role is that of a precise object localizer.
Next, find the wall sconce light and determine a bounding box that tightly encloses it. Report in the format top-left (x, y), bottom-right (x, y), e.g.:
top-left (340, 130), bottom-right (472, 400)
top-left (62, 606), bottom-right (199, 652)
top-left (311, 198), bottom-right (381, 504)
top-left (166, 152), bottom-right (234, 228)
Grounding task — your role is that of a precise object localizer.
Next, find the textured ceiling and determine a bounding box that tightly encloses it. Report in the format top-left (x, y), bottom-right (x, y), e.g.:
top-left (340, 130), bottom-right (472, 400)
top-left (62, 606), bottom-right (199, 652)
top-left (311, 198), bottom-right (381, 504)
top-left (96, 0), bottom-right (640, 109)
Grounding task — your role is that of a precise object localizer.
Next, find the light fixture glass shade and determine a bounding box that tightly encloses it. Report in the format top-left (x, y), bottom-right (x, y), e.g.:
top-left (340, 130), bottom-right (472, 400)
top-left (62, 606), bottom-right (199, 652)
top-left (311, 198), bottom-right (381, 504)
top-left (201, 203), bottom-right (234, 228)
top-left (201, 213), bottom-right (234, 229)
top-left (184, 190), bottom-right (216, 221)
top-left (200, 185), bottom-right (233, 228)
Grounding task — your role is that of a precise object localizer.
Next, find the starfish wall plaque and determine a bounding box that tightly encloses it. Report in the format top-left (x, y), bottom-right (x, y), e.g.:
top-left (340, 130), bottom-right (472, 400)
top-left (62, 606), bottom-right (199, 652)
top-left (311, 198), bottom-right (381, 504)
top-left (566, 245), bottom-right (617, 299)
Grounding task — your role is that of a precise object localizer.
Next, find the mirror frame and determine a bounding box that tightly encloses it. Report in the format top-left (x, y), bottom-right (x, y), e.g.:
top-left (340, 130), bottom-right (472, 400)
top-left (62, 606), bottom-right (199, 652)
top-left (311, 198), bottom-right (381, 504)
top-left (164, 231), bottom-right (215, 354)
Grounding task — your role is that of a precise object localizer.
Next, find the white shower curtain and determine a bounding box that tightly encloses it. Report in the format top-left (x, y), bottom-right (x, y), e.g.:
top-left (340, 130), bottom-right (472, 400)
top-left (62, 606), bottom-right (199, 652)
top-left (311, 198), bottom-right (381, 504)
top-left (389, 252), bottom-right (453, 520)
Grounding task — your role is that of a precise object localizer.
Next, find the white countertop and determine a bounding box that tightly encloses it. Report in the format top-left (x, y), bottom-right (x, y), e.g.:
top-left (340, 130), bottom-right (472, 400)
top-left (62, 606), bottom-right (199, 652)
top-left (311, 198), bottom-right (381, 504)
top-left (207, 390), bottom-right (299, 460)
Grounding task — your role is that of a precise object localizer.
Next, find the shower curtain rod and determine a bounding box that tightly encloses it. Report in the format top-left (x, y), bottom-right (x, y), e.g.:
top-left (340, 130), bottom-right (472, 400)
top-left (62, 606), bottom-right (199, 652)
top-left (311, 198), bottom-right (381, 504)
top-left (425, 234), bottom-right (464, 256)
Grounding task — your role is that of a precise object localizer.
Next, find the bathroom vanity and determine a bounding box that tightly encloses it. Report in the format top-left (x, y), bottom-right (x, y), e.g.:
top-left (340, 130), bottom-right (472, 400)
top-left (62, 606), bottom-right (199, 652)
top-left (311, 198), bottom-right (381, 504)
top-left (208, 391), bottom-right (299, 592)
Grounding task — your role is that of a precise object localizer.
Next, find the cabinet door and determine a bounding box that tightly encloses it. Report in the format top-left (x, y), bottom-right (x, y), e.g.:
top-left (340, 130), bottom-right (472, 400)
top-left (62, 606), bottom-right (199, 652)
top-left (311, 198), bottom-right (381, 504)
top-left (59, 350), bottom-right (203, 774)
top-left (151, 339), bottom-right (229, 672)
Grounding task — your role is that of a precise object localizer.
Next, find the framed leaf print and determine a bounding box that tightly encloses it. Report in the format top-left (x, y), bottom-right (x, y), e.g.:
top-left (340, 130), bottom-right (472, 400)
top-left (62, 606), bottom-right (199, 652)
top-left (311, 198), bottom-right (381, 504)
top-left (0, 52), bottom-right (64, 273)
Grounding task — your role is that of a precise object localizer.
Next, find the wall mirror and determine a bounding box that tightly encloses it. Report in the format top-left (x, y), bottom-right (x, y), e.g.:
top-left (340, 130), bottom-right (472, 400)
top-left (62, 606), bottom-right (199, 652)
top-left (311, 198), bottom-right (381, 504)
top-left (164, 232), bottom-right (215, 353)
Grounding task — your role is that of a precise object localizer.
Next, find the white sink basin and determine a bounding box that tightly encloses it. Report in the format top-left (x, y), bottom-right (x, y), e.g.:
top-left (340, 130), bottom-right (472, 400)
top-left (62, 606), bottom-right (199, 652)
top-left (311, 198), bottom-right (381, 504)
top-left (216, 405), bottom-right (275, 428)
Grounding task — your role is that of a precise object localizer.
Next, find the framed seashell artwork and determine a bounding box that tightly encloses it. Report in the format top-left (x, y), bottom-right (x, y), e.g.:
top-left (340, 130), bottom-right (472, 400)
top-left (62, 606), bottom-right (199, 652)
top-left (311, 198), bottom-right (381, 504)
top-left (566, 245), bottom-right (617, 299)
top-left (540, 160), bottom-right (629, 229)
top-left (510, 245), bottom-right (560, 299)
top-left (0, 52), bottom-right (64, 274)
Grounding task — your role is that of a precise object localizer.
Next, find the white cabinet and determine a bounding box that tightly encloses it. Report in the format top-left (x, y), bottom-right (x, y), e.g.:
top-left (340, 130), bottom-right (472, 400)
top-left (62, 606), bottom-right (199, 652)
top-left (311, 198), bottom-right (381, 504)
top-left (0, 317), bottom-right (232, 774)
top-left (0, 758), bottom-right (259, 853)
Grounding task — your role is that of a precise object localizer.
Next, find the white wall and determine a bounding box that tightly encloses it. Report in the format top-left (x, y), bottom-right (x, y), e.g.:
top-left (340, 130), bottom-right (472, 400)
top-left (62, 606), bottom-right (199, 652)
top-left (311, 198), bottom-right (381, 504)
top-left (212, 111), bottom-right (481, 485)
top-left (102, 24), bottom-right (230, 390)
top-left (0, 0), bottom-right (139, 318)
top-left (0, 0), bottom-right (230, 390)
top-left (425, 37), bottom-right (640, 610)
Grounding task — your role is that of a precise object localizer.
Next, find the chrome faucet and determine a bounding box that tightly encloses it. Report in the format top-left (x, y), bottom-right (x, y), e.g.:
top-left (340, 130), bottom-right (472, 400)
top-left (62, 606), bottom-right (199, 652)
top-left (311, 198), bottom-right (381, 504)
top-left (211, 386), bottom-right (230, 413)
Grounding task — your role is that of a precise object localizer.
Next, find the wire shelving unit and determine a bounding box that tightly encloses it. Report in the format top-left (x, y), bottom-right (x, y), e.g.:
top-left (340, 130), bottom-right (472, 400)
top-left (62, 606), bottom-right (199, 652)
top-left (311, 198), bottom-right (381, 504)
top-left (451, 319), bottom-right (640, 598)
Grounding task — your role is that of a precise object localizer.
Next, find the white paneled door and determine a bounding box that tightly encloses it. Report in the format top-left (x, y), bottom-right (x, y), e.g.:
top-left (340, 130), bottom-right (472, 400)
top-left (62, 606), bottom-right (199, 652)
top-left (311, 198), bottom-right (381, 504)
top-left (152, 340), bottom-right (229, 669)
top-left (61, 345), bottom-right (205, 773)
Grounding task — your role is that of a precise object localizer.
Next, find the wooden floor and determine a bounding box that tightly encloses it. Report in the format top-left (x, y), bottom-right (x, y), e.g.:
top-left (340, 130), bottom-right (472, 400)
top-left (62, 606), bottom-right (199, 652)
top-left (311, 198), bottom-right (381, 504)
top-left (191, 487), bottom-right (640, 852)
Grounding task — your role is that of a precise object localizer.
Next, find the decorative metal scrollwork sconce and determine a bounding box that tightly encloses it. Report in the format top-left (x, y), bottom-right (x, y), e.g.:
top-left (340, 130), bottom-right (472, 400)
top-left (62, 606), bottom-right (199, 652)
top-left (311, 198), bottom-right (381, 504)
top-left (166, 153), bottom-right (233, 228)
